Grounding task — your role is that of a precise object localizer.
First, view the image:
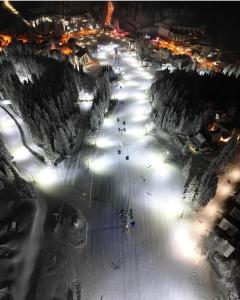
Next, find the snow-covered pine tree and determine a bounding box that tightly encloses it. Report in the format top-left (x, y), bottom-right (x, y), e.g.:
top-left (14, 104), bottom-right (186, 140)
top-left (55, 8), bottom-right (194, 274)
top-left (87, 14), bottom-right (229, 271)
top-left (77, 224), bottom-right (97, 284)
top-left (182, 157), bottom-right (192, 179)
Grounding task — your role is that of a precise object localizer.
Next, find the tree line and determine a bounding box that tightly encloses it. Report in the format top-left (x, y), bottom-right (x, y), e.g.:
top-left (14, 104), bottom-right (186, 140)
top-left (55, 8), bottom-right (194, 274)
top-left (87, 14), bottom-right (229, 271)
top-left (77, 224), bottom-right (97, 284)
top-left (148, 69), bottom-right (240, 206)
top-left (182, 132), bottom-right (239, 207)
top-left (149, 69), bottom-right (240, 136)
top-left (0, 42), bottom-right (93, 164)
top-left (0, 134), bottom-right (34, 198)
top-left (90, 65), bottom-right (116, 131)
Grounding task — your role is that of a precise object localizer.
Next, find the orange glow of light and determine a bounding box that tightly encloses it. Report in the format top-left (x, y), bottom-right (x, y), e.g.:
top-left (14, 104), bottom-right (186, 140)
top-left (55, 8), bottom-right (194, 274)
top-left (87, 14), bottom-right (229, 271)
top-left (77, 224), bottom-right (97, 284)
top-left (152, 38), bottom-right (192, 56)
top-left (105, 1), bottom-right (114, 26)
top-left (111, 28), bottom-right (129, 38)
top-left (208, 122), bottom-right (218, 132)
top-left (60, 47), bottom-right (73, 55)
top-left (202, 201), bottom-right (219, 218)
top-left (194, 55), bottom-right (215, 70)
top-left (217, 183), bottom-right (233, 198)
top-left (228, 168), bottom-right (240, 183)
top-left (35, 35), bottom-right (45, 44)
top-left (17, 35), bottom-right (29, 44)
top-left (219, 136), bottom-right (231, 143)
top-left (151, 37), bottom-right (216, 70)
top-left (0, 34), bottom-right (12, 47)
top-left (60, 29), bottom-right (98, 44)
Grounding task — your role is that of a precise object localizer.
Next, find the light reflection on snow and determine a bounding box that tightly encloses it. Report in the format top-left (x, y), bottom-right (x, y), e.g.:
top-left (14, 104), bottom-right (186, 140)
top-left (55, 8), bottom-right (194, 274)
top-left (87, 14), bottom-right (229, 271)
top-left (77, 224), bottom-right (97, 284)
top-left (78, 100), bottom-right (93, 113)
top-left (12, 145), bottom-right (31, 161)
top-left (0, 42), bottom-right (219, 298)
top-left (171, 221), bottom-right (201, 264)
top-left (0, 117), bottom-right (15, 131)
top-left (35, 166), bottom-right (59, 189)
top-left (95, 137), bottom-right (116, 149)
top-left (87, 154), bottom-right (114, 175)
top-left (132, 114), bottom-right (148, 122)
top-left (102, 117), bottom-right (114, 128)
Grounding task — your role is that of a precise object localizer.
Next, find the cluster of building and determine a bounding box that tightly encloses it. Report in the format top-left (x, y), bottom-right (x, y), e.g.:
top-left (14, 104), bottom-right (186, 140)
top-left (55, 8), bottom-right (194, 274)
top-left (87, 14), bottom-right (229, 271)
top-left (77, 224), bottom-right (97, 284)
top-left (121, 17), bottom-right (229, 74)
top-left (0, 13), bottom-right (104, 69)
top-left (180, 110), bottom-right (237, 156)
top-left (30, 14), bottom-right (98, 36)
top-left (205, 193), bottom-right (240, 298)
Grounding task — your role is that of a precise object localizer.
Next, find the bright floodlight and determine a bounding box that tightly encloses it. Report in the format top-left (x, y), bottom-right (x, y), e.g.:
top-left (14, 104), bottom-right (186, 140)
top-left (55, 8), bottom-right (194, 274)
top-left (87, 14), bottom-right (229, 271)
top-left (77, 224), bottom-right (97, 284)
top-left (12, 146), bottom-right (31, 162)
top-left (171, 222), bottom-right (200, 264)
top-left (114, 90), bottom-right (128, 100)
top-left (127, 126), bottom-right (146, 138)
top-left (146, 151), bottom-right (165, 168)
top-left (130, 91), bottom-right (146, 101)
top-left (124, 79), bottom-right (139, 87)
top-left (102, 117), bottom-right (114, 128)
top-left (123, 73), bottom-right (135, 81)
top-left (152, 193), bottom-right (184, 219)
top-left (2, 100), bottom-right (11, 105)
top-left (228, 168), bottom-right (240, 182)
top-left (35, 166), bottom-right (59, 189)
top-left (132, 114), bottom-right (148, 122)
top-left (78, 101), bottom-right (93, 113)
top-left (87, 155), bottom-right (113, 174)
top-left (0, 117), bottom-right (15, 131)
top-left (97, 52), bottom-right (107, 59)
top-left (145, 122), bottom-right (154, 133)
top-left (95, 137), bottom-right (116, 149)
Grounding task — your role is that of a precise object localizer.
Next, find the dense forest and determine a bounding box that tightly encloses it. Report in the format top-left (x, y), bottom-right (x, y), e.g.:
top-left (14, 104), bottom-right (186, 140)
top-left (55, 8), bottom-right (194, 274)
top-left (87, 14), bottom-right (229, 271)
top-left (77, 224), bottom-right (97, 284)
top-left (183, 132), bottom-right (238, 207)
top-left (149, 70), bottom-right (240, 136)
top-left (90, 65), bottom-right (113, 131)
top-left (148, 70), bottom-right (240, 207)
top-left (0, 133), bottom-right (35, 195)
top-left (0, 42), bottom-right (104, 164)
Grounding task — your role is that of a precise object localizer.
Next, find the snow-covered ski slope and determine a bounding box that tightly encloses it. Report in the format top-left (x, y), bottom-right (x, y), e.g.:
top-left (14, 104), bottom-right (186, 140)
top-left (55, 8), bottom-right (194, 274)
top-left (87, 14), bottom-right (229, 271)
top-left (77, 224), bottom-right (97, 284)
top-left (70, 44), bottom-right (219, 300)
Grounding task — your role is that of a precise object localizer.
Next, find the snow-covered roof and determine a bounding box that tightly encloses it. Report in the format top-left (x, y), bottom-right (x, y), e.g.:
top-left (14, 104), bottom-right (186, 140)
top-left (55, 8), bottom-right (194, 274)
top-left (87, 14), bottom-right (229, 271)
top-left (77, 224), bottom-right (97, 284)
top-left (218, 239), bottom-right (235, 258)
top-left (195, 133), bottom-right (206, 144)
top-left (218, 218), bottom-right (238, 236)
top-left (189, 133), bottom-right (207, 148)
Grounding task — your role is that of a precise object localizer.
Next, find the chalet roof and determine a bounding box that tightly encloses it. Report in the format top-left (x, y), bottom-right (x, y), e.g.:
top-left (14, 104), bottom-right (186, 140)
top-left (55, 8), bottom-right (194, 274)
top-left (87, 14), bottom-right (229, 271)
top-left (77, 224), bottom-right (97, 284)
top-left (190, 133), bottom-right (207, 148)
top-left (218, 238), bottom-right (235, 258)
top-left (218, 218), bottom-right (239, 236)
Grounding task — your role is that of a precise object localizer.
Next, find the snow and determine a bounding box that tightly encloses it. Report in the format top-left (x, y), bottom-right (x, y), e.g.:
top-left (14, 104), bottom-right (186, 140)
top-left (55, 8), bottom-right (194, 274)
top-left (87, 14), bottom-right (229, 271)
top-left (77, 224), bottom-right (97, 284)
top-left (0, 42), bottom-right (220, 299)
top-left (64, 44), bottom-right (218, 299)
top-left (0, 106), bottom-right (64, 189)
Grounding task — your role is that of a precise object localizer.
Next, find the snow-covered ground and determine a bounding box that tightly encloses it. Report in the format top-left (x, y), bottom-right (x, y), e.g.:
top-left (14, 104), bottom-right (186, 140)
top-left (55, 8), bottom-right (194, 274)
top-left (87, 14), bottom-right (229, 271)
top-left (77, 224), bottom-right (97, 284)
top-left (0, 105), bottom-right (66, 190)
top-left (0, 43), bottom-right (221, 299)
top-left (64, 44), bottom-right (220, 300)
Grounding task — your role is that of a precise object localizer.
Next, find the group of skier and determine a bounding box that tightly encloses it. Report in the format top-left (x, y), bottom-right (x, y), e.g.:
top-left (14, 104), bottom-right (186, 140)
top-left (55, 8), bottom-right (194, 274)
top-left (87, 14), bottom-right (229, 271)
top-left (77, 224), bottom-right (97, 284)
top-left (119, 208), bottom-right (135, 231)
top-left (117, 118), bottom-right (129, 160)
